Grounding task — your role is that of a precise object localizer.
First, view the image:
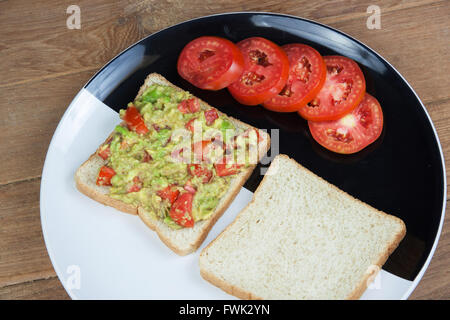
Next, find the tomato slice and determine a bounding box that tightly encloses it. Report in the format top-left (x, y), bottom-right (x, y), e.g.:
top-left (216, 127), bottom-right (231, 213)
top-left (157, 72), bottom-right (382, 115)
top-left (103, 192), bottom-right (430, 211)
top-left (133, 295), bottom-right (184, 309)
top-left (96, 166), bottom-right (116, 186)
top-left (169, 192), bottom-right (194, 228)
top-left (228, 37), bottom-right (290, 106)
top-left (123, 105), bottom-right (149, 134)
top-left (262, 44), bottom-right (326, 112)
top-left (177, 36), bottom-right (245, 90)
top-left (298, 56), bottom-right (366, 121)
top-left (308, 93), bottom-right (383, 154)
top-left (157, 185), bottom-right (180, 204)
top-left (188, 164), bottom-right (213, 183)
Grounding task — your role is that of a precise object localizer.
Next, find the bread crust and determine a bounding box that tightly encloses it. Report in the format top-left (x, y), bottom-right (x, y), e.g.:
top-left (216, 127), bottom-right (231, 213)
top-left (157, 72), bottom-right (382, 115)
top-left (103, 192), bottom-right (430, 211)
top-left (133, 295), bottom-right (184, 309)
top-left (199, 154), bottom-right (406, 300)
top-left (74, 73), bottom-right (271, 255)
top-left (75, 154), bottom-right (138, 215)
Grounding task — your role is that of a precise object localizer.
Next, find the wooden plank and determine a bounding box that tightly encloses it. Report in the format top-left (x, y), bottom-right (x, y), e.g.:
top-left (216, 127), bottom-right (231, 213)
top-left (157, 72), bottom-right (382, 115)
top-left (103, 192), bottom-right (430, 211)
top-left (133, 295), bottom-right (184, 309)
top-left (0, 277), bottom-right (69, 300)
top-left (126, 0), bottom-right (439, 35)
top-left (0, 70), bottom-right (94, 185)
top-left (0, 0), bottom-right (146, 87)
top-left (0, 0), bottom-right (439, 88)
top-left (0, 178), bottom-right (56, 287)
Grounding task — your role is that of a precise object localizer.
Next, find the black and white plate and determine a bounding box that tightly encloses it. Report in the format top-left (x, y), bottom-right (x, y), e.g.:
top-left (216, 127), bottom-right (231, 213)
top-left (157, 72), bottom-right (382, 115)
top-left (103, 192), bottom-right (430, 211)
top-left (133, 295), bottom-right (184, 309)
top-left (40, 12), bottom-right (446, 299)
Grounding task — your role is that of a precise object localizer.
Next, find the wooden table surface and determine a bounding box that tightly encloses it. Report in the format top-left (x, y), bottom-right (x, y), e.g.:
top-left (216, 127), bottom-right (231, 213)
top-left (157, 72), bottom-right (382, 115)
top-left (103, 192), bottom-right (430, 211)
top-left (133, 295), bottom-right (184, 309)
top-left (0, 0), bottom-right (449, 300)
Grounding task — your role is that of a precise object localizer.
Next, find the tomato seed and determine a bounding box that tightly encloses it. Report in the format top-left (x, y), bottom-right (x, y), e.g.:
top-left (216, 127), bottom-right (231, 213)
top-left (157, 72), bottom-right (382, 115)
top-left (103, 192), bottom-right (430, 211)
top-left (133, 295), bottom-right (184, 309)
top-left (241, 71), bottom-right (265, 86)
top-left (249, 50), bottom-right (272, 67)
top-left (198, 49), bottom-right (215, 62)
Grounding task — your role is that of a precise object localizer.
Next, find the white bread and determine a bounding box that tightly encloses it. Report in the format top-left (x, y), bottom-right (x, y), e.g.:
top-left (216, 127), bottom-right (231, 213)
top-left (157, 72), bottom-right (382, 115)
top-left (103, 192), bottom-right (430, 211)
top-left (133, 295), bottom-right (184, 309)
top-left (75, 73), bottom-right (271, 255)
top-left (199, 154), bottom-right (406, 299)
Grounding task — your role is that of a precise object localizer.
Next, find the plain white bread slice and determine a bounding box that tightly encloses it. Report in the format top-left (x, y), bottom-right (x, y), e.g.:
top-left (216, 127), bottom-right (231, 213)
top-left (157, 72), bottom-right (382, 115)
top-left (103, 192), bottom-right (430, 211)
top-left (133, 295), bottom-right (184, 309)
top-left (75, 73), bottom-right (271, 255)
top-left (199, 154), bottom-right (406, 299)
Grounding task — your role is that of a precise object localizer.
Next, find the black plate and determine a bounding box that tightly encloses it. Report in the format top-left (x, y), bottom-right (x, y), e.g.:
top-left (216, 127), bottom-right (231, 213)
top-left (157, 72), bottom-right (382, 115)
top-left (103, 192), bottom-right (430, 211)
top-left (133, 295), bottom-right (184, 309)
top-left (85, 12), bottom-right (446, 281)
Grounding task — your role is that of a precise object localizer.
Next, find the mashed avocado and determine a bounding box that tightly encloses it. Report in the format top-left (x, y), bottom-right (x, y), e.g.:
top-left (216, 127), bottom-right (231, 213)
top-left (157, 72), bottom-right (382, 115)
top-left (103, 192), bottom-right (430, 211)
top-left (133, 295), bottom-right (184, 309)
top-left (98, 84), bottom-right (255, 229)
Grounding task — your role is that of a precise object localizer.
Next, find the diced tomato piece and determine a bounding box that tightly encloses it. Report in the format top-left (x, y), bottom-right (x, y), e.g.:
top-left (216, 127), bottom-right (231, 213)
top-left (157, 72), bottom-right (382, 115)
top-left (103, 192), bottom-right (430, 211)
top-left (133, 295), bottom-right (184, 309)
top-left (96, 166), bottom-right (116, 186)
top-left (192, 140), bottom-right (212, 162)
top-left (169, 192), bottom-right (194, 228)
top-left (142, 150), bottom-right (152, 162)
top-left (178, 98), bottom-right (200, 114)
top-left (184, 180), bottom-right (197, 194)
top-left (187, 164), bottom-right (213, 183)
top-left (98, 145), bottom-right (111, 160)
top-left (122, 105), bottom-right (149, 134)
top-left (127, 176), bottom-right (142, 193)
top-left (204, 109), bottom-right (219, 126)
top-left (214, 161), bottom-right (242, 177)
top-left (157, 185), bottom-right (180, 204)
top-left (185, 118), bottom-right (197, 133)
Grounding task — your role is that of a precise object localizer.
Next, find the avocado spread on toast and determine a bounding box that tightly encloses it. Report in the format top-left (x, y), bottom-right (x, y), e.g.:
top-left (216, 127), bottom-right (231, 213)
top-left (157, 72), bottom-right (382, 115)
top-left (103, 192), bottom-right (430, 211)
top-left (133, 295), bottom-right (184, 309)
top-left (96, 84), bottom-right (258, 229)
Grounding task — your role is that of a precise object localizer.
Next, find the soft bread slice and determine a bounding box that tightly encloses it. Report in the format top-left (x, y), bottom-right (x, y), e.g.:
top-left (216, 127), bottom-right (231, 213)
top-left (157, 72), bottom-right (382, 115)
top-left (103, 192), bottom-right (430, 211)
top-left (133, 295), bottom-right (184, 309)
top-left (199, 154), bottom-right (406, 299)
top-left (75, 73), bottom-right (271, 255)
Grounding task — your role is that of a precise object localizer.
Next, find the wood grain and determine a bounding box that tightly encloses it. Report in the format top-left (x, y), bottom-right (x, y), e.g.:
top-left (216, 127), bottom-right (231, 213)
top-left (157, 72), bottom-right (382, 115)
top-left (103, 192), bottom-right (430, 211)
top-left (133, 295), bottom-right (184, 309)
top-left (0, 70), bottom-right (94, 185)
top-left (0, 277), bottom-right (69, 300)
top-left (0, 0), bottom-right (448, 299)
top-left (0, 178), bottom-right (55, 287)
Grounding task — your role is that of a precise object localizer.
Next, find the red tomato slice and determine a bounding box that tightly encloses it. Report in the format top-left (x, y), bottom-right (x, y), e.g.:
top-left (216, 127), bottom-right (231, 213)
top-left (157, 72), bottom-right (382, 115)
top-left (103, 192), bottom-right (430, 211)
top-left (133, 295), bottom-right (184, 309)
top-left (123, 105), bottom-right (149, 134)
top-left (177, 36), bottom-right (245, 90)
top-left (178, 98), bottom-right (200, 114)
top-left (262, 44), bottom-right (326, 112)
top-left (96, 166), bottom-right (116, 186)
top-left (169, 192), bottom-right (194, 227)
top-left (298, 56), bottom-right (366, 121)
top-left (157, 185), bottom-right (180, 204)
top-left (188, 164), bottom-right (213, 183)
top-left (308, 93), bottom-right (383, 154)
top-left (228, 37), bottom-right (290, 106)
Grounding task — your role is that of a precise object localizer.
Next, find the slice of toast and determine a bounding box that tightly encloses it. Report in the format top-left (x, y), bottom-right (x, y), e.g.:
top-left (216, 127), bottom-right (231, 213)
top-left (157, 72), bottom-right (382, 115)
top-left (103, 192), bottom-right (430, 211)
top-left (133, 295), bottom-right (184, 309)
top-left (75, 73), bottom-right (271, 255)
top-left (199, 154), bottom-right (406, 299)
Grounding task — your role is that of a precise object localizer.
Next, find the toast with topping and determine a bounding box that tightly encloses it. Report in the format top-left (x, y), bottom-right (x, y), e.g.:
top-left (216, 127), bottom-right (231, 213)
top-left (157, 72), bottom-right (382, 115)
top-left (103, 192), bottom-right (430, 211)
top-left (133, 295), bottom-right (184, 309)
top-left (75, 73), bottom-right (270, 255)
